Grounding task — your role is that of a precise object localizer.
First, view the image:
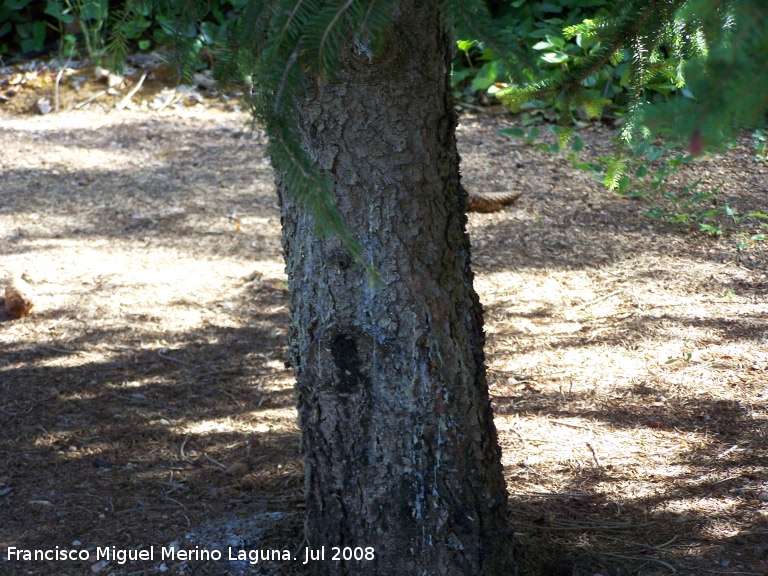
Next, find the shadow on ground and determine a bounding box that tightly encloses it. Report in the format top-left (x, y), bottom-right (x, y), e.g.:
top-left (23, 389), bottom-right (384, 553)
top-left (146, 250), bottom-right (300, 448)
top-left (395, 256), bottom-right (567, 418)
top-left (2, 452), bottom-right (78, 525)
top-left (1, 110), bottom-right (767, 575)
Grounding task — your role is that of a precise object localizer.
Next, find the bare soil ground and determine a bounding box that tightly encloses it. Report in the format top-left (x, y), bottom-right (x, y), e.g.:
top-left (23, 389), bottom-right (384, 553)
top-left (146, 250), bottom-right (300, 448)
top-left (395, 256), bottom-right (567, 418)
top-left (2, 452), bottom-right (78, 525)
top-left (1, 63), bottom-right (767, 576)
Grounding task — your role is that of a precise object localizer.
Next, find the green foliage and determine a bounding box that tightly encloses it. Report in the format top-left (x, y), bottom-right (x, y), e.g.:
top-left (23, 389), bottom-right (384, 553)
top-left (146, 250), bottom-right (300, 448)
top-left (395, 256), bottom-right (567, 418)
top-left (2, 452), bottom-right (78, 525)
top-left (9, 0), bottom-right (767, 260)
top-left (496, 0), bottom-right (768, 181)
top-left (665, 351), bottom-right (693, 364)
top-left (644, 0), bottom-right (768, 150)
top-left (498, 125), bottom-right (540, 145)
top-left (608, 140), bottom-right (690, 194)
top-left (643, 180), bottom-right (725, 235)
top-left (502, 117), bottom-right (692, 193)
top-left (109, 0), bottom-right (536, 270)
top-left (498, 0), bottom-right (695, 133)
top-left (645, 186), bottom-right (768, 248)
top-left (451, 0), bottom-right (621, 103)
top-left (733, 231), bottom-right (768, 252)
top-left (446, 0), bottom-right (522, 95)
top-left (0, 0), bottom-right (248, 63)
top-left (57, 0), bottom-right (110, 59)
top-left (752, 129), bottom-right (768, 163)
top-left (106, 0), bottom-right (250, 79)
top-left (610, 145), bottom-right (768, 245)
top-left (0, 0), bottom-right (46, 55)
top-left (493, 0), bottom-right (768, 249)
top-left (112, 0), bottom-right (422, 268)
top-left (0, 0), bottom-right (108, 59)
top-left (502, 120), bottom-right (767, 247)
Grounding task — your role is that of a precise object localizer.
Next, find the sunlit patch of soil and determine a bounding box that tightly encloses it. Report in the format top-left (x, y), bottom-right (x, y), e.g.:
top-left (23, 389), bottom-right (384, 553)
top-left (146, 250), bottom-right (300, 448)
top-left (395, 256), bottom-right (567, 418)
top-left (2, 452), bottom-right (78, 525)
top-left (1, 72), bottom-right (767, 575)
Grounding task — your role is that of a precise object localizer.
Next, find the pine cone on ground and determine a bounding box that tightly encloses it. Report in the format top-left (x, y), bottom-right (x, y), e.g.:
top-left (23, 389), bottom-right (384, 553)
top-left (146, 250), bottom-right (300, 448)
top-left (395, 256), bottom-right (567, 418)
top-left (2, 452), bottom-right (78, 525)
top-left (466, 191), bottom-right (522, 213)
top-left (4, 276), bottom-right (34, 319)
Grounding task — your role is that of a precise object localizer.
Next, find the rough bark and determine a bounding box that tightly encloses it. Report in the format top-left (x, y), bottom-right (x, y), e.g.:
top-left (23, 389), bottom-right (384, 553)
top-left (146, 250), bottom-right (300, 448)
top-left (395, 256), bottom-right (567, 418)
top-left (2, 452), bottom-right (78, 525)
top-left (276, 2), bottom-right (514, 574)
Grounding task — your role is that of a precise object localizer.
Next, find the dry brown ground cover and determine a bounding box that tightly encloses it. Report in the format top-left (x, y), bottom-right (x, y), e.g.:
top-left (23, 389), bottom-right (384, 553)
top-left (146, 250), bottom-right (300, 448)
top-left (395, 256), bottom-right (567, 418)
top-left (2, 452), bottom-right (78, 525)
top-left (1, 64), bottom-right (767, 576)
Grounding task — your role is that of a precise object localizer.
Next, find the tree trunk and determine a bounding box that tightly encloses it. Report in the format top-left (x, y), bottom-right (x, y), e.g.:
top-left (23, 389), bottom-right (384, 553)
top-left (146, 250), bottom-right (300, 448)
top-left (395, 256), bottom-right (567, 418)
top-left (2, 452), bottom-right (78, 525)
top-left (277, 2), bottom-right (514, 574)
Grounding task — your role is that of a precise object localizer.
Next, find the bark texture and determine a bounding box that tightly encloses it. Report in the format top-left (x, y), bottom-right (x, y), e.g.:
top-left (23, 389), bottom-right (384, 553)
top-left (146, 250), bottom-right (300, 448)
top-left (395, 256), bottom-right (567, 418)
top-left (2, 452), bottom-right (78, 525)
top-left (277, 2), bottom-right (514, 574)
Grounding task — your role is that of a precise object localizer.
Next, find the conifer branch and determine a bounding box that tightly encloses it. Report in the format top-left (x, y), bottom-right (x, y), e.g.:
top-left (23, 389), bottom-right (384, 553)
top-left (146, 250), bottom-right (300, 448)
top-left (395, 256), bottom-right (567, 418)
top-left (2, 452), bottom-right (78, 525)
top-left (318, 0), bottom-right (356, 76)
top-left (106, 0), bottom-right (768, 254)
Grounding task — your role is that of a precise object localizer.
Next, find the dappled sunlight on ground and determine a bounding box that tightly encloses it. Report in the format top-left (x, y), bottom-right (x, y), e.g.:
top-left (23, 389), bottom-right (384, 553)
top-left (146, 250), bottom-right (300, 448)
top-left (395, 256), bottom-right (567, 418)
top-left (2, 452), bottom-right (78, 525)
top-left (1, 104), bottom-right (766, 575)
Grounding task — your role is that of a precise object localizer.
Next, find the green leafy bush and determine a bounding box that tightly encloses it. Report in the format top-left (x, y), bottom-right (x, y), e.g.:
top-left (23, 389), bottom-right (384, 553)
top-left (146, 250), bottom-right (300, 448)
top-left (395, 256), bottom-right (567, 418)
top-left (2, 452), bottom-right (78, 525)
top-left (0, 0), bottom-right (248, 65)
top-left (451, 0), bottom-right (620, 104)
top-left (1, 0), bottom-right (48, 55)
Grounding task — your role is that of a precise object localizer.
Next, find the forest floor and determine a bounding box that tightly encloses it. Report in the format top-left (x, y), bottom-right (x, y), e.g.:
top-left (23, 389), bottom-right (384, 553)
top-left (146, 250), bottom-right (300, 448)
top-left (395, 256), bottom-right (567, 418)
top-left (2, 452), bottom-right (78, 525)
top-left (1, 62), bottom-right (767, 576)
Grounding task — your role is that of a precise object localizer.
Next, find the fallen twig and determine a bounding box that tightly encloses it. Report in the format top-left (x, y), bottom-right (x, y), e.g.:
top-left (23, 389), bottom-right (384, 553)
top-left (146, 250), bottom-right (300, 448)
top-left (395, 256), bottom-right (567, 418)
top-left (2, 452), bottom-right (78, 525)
top-left (204, 453), bottom-right (227, 469)
top-left (62, 492), bottom-right (114, 513)
top-left (115, 504), bottom-right (183, 516)
top-left (601, 551), bottom-right (676, 573)
top-left (74, 90), bottom-right (106, 109)
top-left (695, 570), bottom-right (764, 575)
top-left (54, 48), bottom-right (74, 112)
top-left (716, 444), bottom-right (739, 459)
top-left (162, 494), bottom-right (188, 512)
top-left (42, 345), bottom-right (79, 354)
top-left (155, 90), bottom-right (181, 113)
top-left (586, 442), bottom-right (603, 468)
top-left (571, 289), bottom-right (623, 312)
top-left (116, 72), bottom-right (147, 110)
top-left (158, 347), bottom-right (194, 367)
top-left (600, 534), bottom-right (678, 551)
top-left (549, 419), bottom-right (593, 432)
top-left (526, 522), bottom-right (648, 531)
top-left (54, 68), bottom-right (64, 112)
top-left (179, 434), bottom-right (194, 463)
